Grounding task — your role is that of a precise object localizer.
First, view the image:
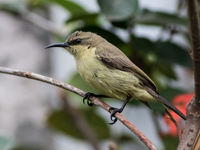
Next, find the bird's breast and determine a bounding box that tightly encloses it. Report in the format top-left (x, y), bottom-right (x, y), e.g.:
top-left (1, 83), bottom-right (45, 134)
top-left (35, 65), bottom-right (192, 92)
top-left (74, 47), bottom-right (155, 101)
top-left (75, 47), bottom-right (98, 79)
top-left (74, 48), bottom-right (129, 99)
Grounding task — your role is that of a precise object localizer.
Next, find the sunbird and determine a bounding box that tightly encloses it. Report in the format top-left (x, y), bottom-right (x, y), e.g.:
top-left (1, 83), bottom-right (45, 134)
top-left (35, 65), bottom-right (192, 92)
top-left (46, 31), bottom-right (186, 124)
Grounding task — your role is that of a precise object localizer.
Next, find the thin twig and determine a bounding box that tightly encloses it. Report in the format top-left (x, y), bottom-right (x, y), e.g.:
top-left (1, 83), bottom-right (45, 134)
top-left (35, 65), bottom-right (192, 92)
top-left (165, 108), bottom-right (181, 140)
top-left (0, 66), bottom-right (157, 150)
top-left (108, 141), bottom-right (117, 150)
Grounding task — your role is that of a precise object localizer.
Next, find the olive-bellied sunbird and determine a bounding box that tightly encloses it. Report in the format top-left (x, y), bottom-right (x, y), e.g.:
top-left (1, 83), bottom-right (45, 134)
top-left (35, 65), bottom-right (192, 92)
top-left (46, 31), bottom-right (186, 124)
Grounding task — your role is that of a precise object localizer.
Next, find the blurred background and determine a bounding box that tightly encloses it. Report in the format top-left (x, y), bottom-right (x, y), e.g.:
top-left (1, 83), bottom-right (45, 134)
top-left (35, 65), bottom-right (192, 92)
top-left (0, 0), bottom-right (194, 150)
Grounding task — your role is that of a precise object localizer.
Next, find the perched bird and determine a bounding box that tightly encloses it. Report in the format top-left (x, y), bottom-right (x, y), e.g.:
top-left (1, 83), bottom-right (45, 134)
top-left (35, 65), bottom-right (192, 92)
top-left (46, 31), bottom-right (186, 124)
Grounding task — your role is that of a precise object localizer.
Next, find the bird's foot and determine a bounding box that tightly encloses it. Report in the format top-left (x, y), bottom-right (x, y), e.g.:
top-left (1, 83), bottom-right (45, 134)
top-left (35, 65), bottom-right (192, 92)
top-left (83, 92), bottom-right (95, 106)
top-left (83, 93), bottom-right (107, 106)
top-left (109, 107), bottom-right (123, 125)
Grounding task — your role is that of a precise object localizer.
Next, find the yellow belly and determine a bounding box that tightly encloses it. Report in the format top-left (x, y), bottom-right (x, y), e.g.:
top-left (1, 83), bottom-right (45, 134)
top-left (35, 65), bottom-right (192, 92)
top-left (75, 47), bottom-right (155, 101)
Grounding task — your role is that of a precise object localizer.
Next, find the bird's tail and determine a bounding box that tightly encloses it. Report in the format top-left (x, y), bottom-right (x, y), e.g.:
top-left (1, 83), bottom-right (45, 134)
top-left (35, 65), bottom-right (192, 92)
top-left (157, 95), bottom-right (186, 120)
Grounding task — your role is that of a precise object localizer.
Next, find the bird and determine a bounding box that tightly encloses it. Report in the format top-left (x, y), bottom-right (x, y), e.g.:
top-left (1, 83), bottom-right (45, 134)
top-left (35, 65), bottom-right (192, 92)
top-left (46, 31), bottom-right (186, 124)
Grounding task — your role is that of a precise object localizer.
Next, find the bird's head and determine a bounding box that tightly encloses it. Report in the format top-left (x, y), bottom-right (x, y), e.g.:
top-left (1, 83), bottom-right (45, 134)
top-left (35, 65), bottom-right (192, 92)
top-left (45, 31), bottom-right (105, 56)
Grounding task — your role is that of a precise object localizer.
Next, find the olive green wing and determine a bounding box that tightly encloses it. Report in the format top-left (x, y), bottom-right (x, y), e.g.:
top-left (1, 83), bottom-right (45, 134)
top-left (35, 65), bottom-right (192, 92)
top-left (95, 44), bottom-right (157, 92)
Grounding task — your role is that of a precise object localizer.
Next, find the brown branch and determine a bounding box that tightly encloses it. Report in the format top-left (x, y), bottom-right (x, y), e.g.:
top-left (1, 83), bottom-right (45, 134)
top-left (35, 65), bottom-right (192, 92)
top-left (187, 0), bottom-right (200, 101)
top-left (193, 129), bottom-right (200, 150)
top-left (178, 98), bottom-right (200, 150)
top-left (178, 0), bottom-right (200, 149)
top-left (108, 141), bottom-right (117, 150)
top-left (0, 66), bottom-right (157, 150)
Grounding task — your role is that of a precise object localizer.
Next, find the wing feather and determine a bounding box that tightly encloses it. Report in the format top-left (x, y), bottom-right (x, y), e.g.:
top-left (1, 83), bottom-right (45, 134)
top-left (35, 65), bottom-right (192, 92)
top-left (95, 43), bottom-right (157, 92)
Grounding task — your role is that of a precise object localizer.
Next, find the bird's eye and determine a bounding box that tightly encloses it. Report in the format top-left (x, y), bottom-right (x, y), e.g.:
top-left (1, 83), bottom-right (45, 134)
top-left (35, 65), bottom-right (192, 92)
top-left (75, 38), bottom-right (81, 44)
top-left (70, 38), bottom-right (82, 45)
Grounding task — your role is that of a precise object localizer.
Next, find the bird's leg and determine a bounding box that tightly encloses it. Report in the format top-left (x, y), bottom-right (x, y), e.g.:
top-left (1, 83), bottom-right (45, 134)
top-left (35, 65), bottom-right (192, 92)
top-left (109, 96), bottom-right (131, 125)
top-left (83, 92), bottom-right (108, 106)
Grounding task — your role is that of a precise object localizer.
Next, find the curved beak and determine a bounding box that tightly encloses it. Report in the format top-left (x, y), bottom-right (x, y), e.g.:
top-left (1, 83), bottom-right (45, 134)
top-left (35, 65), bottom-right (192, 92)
top-left (45, 42), bottom-right (69, 49)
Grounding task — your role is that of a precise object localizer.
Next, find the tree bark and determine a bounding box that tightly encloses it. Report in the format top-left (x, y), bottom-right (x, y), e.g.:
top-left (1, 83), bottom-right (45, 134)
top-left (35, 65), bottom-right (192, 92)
top-left (178, 0), bottom-right (200, 149)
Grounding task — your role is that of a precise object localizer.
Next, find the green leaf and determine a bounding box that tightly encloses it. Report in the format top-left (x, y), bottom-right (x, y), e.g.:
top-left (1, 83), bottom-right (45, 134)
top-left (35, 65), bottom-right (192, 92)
top-left (131, 36), bottom-right (155, 53)
top-left (155, 41), bottom-right (192, 67)
top-left (148, 102), bottom-right (164, 112)
top-left (155, 62), bottom-right (177, 80)
top-left (159, 86), bottom-right (185, 101)
top-left (135, 9), bottom-right (188, 27)
top-left (0, 2), bottom-right (27, 15)
top-left (66, 13), bottom-right (99, 25)
top-left (27, 0), bottom-right (47, 7)
top-left (47, 108), bottom-right (110, 140)
top-left (111, 20), bottom-right (129, 29)
top-left (0, 136), bottom-right (13, 150)
top-left (117, 134), bottom-right (135, 143)
top-left (84, 109), bottom-right (110, 139)
top-left (97, 0), bottom-right (139, 21)
top-left (47, 109), bottom-right (83, 139)
top-left (131, 36), bottom-right (192, 67)
top-left (162, 136), bottom-right (178, 150)
top-left (50, 0), bottom-right (87, 16)
top-left (11, 146), bottom-right (43, 150)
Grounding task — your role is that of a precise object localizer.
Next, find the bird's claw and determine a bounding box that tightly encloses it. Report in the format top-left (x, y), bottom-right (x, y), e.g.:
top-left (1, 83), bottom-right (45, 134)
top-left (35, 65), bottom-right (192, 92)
top-left (83, 92), bottom-right (94, 106)
top-left (109, 107), bottom-right (122, 125)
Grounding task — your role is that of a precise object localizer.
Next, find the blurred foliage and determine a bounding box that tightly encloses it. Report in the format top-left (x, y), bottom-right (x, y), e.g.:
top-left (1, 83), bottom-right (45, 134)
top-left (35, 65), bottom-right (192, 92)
top-left (135, 9), bottom-right (188, 27)
top-left (116, 134), bottom-right (136, 143)
top-left (47, 108), bottom-right (110, 140)
top-left (131, 37), bottom-right (191, 67)
top-left (0, 136), bottom-right (13, 150)
top-left (0, 0), bottom-right (192, 149)
top-left (11, 146), bottom-right (44, 150)
top-left (97, 0), bottom-right (139, 21)
top-left (162, 136), bottom-right (179, 150)
top-left (50, 0), bottom-right (87, 15)
top-left (0, 2), bottom-right (27, 14)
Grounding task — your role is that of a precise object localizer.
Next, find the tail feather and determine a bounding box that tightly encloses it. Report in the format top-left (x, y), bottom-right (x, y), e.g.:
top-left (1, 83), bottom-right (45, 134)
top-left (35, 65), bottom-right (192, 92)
top-left (157, 95), bottom-right (186, 120)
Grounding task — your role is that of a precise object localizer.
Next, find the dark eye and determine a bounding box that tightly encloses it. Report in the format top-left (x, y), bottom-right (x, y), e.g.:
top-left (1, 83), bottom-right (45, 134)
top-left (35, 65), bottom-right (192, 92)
top-left (75, 38), bottom-right (82, 44)
top-left (70, 38), bottom-right (82, 45)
